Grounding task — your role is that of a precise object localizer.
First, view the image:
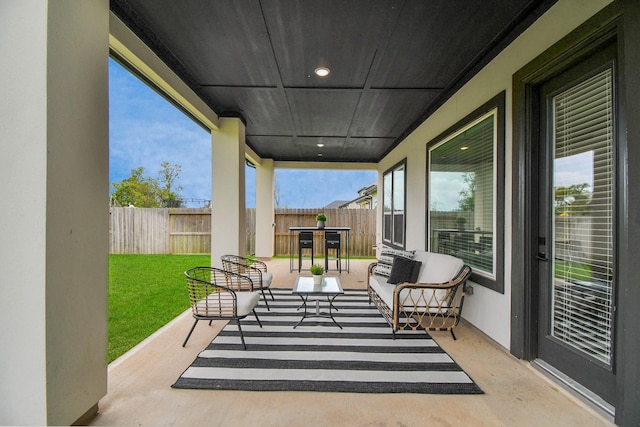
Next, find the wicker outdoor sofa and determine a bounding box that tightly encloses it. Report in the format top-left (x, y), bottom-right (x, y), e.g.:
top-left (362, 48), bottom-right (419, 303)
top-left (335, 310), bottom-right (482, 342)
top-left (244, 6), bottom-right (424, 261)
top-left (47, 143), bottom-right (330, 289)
top-left (367, 248), bottom-right (472, 340)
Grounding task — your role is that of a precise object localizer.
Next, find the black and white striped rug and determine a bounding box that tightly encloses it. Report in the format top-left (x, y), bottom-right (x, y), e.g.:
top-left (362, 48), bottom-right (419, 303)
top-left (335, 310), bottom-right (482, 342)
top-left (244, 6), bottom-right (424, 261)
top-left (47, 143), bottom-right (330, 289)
top-left (172, 289), bottom-right (482, 394)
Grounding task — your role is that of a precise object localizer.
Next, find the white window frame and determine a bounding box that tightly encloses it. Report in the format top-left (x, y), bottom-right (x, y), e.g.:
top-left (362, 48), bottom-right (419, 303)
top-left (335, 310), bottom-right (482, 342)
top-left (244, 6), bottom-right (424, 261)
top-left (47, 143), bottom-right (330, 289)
top-left (426, 92), bottom-right (505, 292)
top-left (382, 159), bottom-right (406, 249)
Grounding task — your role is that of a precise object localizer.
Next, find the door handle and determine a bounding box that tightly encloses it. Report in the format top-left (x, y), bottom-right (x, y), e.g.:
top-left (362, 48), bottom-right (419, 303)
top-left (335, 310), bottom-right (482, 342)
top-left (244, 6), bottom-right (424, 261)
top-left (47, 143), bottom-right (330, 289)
top-left (537, 252), bottom-right (549, 261)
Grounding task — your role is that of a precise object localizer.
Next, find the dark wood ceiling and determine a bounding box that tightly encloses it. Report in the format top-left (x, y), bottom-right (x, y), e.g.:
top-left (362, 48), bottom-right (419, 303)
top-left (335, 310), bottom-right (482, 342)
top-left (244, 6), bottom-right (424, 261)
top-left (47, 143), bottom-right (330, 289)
top-left (110, 0), bottom-right (556, 163)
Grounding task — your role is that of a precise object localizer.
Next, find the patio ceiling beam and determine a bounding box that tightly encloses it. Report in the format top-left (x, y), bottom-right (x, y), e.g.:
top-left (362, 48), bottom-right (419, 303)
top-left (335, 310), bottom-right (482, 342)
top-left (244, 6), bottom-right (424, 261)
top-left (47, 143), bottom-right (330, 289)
top-left (273, 161), bottom-right (377, 170)
top-left (245, 144), bottom-right (263, 167)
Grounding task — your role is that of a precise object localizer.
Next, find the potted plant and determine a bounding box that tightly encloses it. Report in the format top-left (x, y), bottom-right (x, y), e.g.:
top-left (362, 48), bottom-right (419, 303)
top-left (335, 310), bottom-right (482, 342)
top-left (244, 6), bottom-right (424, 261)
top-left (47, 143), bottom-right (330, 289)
top-left (310, 263), bottom-right (324, 285)
top-left (316, 213), bottom-right (327, 229)
top-left (455, 216), bottom-right (467, 230)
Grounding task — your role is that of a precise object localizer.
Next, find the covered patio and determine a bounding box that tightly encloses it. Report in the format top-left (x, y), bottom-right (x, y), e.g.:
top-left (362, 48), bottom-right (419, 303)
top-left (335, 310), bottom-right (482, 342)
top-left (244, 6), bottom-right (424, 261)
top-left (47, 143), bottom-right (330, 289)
top-left (91, 259), bottom-right (612, 426)
top-left (3, 0), bottom-right (640, 425)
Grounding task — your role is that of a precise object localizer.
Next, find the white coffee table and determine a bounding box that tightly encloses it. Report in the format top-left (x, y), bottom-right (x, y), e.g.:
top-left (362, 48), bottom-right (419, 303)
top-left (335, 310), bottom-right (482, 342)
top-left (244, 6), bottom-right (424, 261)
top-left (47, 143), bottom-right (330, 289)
top-left (292, 275), bottom-right (344, 328)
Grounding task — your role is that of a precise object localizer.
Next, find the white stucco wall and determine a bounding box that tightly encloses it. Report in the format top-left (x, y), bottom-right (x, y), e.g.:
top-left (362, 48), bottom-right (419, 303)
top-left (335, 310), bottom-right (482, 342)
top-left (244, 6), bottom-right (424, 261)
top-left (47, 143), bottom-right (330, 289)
top-left (378, 0), bottom-right (612, 349)
top-left (0, 2), bottom-right (49, 424)
top-left (211, 118), bottom-right (247, 266)
top-left (255, 159), bottom-right (275, 258)
top-left (0, 1), bottom-right (110, 425)
top-left (45, 2), bottom-right (110, 424)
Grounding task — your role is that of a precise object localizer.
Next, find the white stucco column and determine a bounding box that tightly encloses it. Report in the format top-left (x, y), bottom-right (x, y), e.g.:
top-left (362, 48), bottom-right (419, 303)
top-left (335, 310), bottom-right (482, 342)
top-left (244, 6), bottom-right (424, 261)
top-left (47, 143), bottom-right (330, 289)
top-left (255, 159), bottom-right (275, 258)
top-left (0, 1), bottom-right (109, 425)
top-left (211, 117), bottom-right (247, 266)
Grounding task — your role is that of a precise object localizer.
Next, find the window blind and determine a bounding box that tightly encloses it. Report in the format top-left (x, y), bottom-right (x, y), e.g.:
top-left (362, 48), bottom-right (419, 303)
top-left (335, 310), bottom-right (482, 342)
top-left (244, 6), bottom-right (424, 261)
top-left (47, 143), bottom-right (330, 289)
top-left (428, 112), bottom-right (496, 277)
top-left (551, 67), bottom-right (614, 365)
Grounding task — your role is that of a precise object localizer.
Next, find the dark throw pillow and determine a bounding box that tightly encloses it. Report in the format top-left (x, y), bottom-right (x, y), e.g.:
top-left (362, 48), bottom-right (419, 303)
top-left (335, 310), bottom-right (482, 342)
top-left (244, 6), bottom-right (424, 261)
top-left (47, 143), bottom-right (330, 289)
top-left (387, 256), bottom-right (422, 285)
top-left (374, 247), bottom-right (415, 277)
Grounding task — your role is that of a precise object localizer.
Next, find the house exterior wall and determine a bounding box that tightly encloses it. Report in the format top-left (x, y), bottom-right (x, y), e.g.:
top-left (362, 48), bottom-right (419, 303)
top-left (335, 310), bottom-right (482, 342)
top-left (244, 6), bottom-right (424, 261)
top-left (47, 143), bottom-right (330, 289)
top-left (378, 0), bottom-right (612, 349)
top-left (0, 1), bottom-right (110, 425)
top-left (0, 3), bottom-right (49, 423)
top-left (45, 3), bottom-right (110, 423)
top-left (343, 201), bottom-right (359, 209)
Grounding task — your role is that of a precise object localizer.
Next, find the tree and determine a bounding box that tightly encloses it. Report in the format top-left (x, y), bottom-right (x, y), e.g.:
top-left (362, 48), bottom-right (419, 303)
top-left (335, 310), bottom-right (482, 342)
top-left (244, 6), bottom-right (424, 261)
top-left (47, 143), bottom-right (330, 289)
top-left (158, 162), bottom-right (183, 207)
top-left (274, 173), bottom-right (281, 208)
top-left (111, 166), bottom-right (159, 207)
top-left (111, 163), bottom-right (183, 208)
top-left (457, 172), bottom-right (475, 212)
top-left (555, 183), bottom-right (591, 216)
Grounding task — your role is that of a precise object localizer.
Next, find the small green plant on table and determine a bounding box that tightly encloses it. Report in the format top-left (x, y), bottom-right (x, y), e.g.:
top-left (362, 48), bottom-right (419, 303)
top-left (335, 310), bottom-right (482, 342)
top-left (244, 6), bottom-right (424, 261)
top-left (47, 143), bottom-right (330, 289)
top-left (310, 263), bottom-right (324, 275)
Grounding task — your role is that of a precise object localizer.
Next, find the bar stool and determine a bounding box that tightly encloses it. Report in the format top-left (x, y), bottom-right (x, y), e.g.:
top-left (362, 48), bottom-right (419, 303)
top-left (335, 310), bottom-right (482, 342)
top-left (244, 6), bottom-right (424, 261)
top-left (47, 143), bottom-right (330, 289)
top-left (324, 232), bottom-right (341, 273)
top-left (298, 231), bottom-right (314, 272)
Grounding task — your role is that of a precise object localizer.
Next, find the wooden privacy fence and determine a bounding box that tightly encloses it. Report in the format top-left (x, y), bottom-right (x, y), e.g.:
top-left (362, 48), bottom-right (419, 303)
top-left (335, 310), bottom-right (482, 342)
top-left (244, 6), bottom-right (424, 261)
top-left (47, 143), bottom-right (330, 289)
top-left (110, 207), bottom-right (376, 257)
top-left (273, 208), bottom-right (376, 258)
top-left (109, 208), bottom-right (212, 254)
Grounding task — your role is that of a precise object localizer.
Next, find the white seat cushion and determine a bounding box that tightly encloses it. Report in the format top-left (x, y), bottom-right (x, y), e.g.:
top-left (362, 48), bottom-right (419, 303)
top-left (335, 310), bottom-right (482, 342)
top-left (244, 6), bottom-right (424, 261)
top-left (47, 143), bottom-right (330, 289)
top-left (370, 273), bottom-right (439, 310)
top-left (369, 274), bottom-right (396, 308)
top-left (196, 291), bottom-right (260, 317)
top-left (412, 251), bottom-right (432, 273)
top-left (417, 252), bottom-right (463, 284)
top-left (370, 250), bottom-right (464, 313)
top-left (235, 291), bottom-right (260, 317)
top-left (261, 271), bottom-right (273, 288)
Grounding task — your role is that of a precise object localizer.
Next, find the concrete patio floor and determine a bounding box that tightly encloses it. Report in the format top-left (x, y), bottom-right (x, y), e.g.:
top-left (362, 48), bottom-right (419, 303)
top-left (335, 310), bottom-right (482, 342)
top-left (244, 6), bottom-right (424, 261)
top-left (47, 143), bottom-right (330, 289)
top-left (90, 258), bottom-right (614, 427)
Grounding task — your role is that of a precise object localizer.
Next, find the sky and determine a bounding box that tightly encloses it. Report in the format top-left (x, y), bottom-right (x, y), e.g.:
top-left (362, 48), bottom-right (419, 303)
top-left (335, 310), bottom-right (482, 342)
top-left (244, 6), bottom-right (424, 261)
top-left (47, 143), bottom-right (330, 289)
top-left (109, 59), bottom-right (376, 208)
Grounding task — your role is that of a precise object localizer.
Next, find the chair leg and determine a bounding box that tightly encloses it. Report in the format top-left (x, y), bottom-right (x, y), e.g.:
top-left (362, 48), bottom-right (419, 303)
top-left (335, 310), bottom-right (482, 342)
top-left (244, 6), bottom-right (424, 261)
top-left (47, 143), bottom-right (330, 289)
top-left (253, 309), bottom-right (262, 327)
top-left (182, 319), bottom-right (199, 347)
top-left (450, 329), bottom-right (457, 340)
top-left (325, 246), bottom-right (329, 271)
top-left (267, 288), bottom-right (275, 301)
top-left (237, 320), bottom-right (247, 350)
top-left (299, 247), bottom-right (314, 272)
top-left (261, 288), bottom-right (271, 311)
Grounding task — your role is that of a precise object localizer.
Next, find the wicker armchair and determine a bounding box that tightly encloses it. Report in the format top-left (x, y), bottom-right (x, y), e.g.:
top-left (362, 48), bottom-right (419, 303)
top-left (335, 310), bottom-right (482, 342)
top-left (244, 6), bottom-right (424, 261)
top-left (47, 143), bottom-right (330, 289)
top-left (367, 251), bottom-right (472, 340)
top-left (183, 266), bottom-right (262, 349)
top-left (221, 254), bottom-right (275, 310)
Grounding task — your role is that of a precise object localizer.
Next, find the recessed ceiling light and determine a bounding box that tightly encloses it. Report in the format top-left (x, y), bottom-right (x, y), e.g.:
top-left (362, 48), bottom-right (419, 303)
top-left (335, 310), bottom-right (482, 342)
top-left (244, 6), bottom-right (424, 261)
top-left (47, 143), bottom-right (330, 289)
top-left (317, 143), bottom-right (325, 147)
top-left (460, 146), bottom-right (469, 151)
top-left (314, 67), bottom-right (330, 77)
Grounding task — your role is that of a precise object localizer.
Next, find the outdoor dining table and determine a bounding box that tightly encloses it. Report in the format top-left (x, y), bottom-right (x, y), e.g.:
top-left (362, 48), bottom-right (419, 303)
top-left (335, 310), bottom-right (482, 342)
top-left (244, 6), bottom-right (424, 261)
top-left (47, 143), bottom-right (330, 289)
top-left (288, 226), bottom-right (351, 273)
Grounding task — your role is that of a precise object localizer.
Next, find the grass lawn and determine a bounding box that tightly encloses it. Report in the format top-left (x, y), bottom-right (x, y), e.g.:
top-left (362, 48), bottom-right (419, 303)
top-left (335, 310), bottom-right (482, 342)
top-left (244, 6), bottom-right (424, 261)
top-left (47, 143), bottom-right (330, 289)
top-left (555, 260), bottom-right (592, 281)
top-left (108, 254), bottom-right (210, 363)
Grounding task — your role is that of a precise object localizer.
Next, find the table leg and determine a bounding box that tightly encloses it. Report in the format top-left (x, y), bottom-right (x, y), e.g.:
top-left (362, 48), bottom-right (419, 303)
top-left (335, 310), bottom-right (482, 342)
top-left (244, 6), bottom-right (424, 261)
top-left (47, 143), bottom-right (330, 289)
top-left (293, 295), bottom-right (308, 329)
top-left (293, 294), bottom-right (342, 329)
top-left (328, 295), bottom-right (342, 329)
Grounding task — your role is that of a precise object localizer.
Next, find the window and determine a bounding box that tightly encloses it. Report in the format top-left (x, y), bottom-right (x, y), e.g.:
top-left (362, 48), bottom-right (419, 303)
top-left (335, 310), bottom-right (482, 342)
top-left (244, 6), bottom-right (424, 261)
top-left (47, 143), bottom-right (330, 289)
top-left (426, 93), bottom-right (505, 292)
top-left (383, 160), bottom-right (406, 248)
